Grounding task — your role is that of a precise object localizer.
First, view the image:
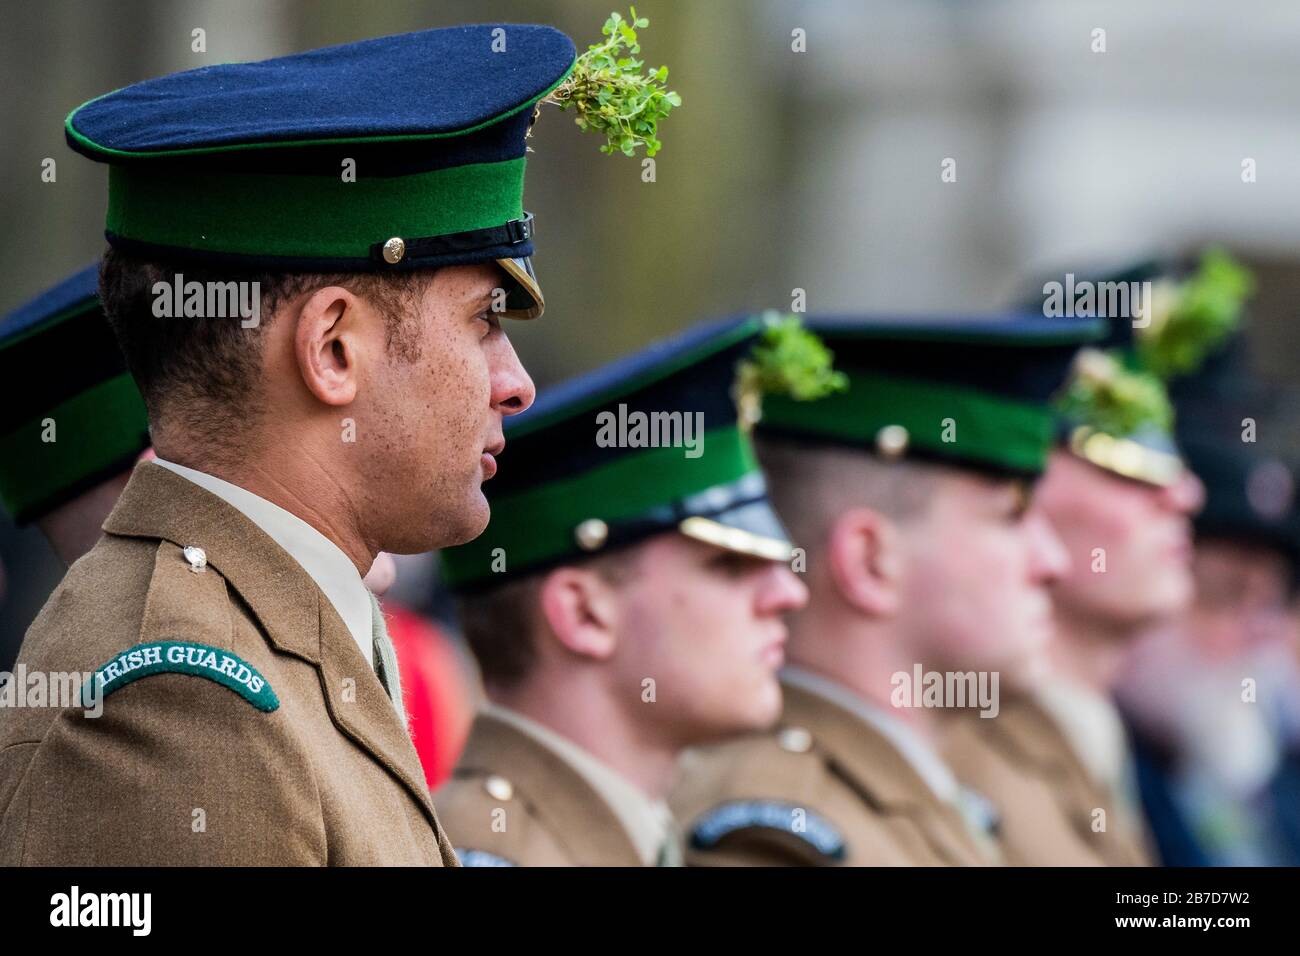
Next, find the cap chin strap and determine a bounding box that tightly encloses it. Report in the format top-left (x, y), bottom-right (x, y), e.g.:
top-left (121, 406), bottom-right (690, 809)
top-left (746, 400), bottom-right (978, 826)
top-left (368, 212), bottom-right (544, 319)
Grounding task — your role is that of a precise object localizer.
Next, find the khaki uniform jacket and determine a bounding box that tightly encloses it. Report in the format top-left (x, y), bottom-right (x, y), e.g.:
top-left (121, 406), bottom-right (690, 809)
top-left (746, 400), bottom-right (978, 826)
top-left (938, 693), bottom-right (1152, 866)
top-left (434, 712), bottom-right (646, 866)
top-left (670, 683), bottom-right (991, 866)
top-left (0, 461), bottom-right (458, 866)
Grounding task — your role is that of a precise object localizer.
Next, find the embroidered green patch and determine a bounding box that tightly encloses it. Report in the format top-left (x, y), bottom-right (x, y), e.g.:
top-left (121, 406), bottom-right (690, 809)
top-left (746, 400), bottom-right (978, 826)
top-left (81, 641), bottom-right (279, 712)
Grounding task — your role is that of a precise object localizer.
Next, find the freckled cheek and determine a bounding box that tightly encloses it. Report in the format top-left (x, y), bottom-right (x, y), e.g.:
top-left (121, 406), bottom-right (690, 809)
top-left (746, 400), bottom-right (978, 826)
top-left (703, 592), bottom-right (762, 656)
top-left (918, 538), bottom-right (974, 590)
top-left (1092, 506), bottom-right (1143, 556)
top-left (433, 347), bottom-right (487, 450)
top-left (483, 333), bottom-right (520, 402)
top-left (659, 585), bottom-right (699, 629)
top-left (655, 585), bottom-right (719, 647)
top-left (1054, 503), bottom-right (1117, 557)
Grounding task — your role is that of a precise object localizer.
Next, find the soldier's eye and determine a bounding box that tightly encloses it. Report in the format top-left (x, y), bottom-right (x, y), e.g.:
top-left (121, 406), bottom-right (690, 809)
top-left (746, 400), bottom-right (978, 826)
top-left (709, 551), bottom-right (758, 576)
top-left (998, 481), bottom-right (1029, 520)
top-left (1006, 481), bottom-right (1031, 521)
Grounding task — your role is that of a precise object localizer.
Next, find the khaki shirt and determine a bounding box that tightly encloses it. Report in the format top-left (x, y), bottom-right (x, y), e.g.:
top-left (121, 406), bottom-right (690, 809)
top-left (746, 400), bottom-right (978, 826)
top-left (435, 709), bottom-right (681, 866)
top-left (670, 679), bottom-right (993, 866)
top-left (938, 691), bottom-right (1153, 866)
top-left (0, 461), bottom-right (457, 866)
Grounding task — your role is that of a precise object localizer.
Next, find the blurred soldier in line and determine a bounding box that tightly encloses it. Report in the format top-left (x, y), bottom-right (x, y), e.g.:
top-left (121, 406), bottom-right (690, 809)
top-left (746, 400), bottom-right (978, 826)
top-left (1274, 582), bottom-right (1300, 863)
top-left (1116, 341), bottom-right (1300, 865)
top-left (0, 265), bottom-right (150, 565)
top-left (433, 316), bottom-right (829, 865)
top-left (942, 251), bottom-right (1249, 865)
top-left (672, 313), bottom-right (1099, 866)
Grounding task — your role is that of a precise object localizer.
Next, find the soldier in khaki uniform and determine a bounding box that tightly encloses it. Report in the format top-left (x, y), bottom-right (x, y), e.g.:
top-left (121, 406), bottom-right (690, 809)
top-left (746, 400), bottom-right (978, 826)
top-left (0, 24), bottom-right (584, 865)
top-left (1117, 401), bottom-right (1300, 865)
top-left (941, 253), bottom-right (1248, 865)
top-left (2, 464), bottom-right (455, 865)
top-left (939, 692), bottom-right (1152, 866)
top-left (435, 316), bottom-right (832, 865)
top-left (672, 314), bottom-right (1101, 866)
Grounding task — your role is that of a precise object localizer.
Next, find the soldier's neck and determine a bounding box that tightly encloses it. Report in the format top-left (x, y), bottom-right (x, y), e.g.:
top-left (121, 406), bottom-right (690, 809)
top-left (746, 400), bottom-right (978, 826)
top-left (156, 446), bottom-right (376, 577)
top-left (486, 684), bottom-right (679, 801)
top-left (785, 610), bottom-right (935, 735)
top-left (1048, 609), bottom-right (1139, 692)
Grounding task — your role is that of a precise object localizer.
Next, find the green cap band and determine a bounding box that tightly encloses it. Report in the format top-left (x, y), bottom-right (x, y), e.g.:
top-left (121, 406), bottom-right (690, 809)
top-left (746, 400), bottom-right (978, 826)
top-left (107, 157), bottom-right (526, 261)
top-left (441, 425), bottom-right (758, 588)
top-left (762, 369), bottom-right (1056, 475)
top-left (0, 373), bottom-right (149, 524)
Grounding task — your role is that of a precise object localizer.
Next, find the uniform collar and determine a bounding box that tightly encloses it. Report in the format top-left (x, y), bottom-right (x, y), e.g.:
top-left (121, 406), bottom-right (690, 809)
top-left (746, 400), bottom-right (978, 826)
top-left (777, 671), bottom-right (996, 864)
top-left (482, 703), bottom-right (678, 866)
top-left (781, 666), bottom-right (961, 804)
top-left (1033, 679), bottom-right (1129, 791)
top-left (153, 458), bottom-right (373, 665)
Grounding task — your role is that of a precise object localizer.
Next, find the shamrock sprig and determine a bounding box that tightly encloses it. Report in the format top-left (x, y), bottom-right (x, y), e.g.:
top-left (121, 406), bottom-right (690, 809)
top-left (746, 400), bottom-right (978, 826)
top-left (1057, 347), bottom-right (1173, 438)
top-left (545, 7), bottom-right (681, 157)
top-left (738, 313), bottom-right (849, 404)
top-left (1137, 248), bottom-right (1254, 380)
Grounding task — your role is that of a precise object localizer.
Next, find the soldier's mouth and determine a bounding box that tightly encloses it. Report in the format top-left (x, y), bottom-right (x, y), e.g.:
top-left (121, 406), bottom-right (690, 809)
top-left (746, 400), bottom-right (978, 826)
top-left (760, 642), bottom-right (786, 669)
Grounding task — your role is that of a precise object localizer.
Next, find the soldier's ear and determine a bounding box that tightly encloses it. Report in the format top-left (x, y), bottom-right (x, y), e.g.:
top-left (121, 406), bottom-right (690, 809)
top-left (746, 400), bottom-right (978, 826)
top-left (292, 285), bottom-right (365, 408)
top-left (826, 507), bottom-right (902, 618)
top-left (537, 566), bottom-right (619, 662)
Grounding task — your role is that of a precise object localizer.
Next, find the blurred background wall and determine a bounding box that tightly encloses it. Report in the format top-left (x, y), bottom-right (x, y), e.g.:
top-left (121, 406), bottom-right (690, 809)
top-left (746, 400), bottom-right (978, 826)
top-left (4, 0), bottom-right (1300, 661)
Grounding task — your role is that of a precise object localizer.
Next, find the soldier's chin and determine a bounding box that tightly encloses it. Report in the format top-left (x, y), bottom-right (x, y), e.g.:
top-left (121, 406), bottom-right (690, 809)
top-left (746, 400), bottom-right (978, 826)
top-left (442, 489), bottom-right (492, 547)
top-left (1162, 568), bottom-right (1195, 615)
top-left (723, 677), bottom-right (784, 736)
top-left (1102, 575), bottom-right (1190, 632)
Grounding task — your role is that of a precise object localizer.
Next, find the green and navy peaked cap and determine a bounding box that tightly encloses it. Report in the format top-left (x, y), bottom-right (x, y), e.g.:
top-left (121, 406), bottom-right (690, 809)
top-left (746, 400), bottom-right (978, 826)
top-left (1179, 419), bottom-right (1299, 567)
top-left (442, 314), bottom-right (842, 592)
top-left (1037, 249), bottom-right (1254, 487)
top-left (1172, 334), bottom-right (1298, 564)
top-left (65, 25), bottom-right (579, 319)
top-left (755, 314), bottom-right (1104, 478)
top-left (0, 265), bottom-right (149, 524)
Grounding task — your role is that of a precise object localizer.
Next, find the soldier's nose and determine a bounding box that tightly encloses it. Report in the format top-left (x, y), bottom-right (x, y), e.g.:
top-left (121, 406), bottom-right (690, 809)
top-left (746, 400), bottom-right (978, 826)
top-left (1026, 510), bottom-right (1071, 584)
top-left (758, 564), bottom-right (809, 614)
top-left (1162, 468), bottom-right (1205, 516)
top-left (491, 334), bottom-right (536, 416)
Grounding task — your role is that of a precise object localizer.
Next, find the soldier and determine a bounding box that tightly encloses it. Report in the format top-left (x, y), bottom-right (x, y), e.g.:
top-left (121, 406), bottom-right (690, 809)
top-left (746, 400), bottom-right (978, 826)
top-left (1118, 421), bottom-right (1300, 865)
top-left (0, 271), bottom-right (474, 797)
top-left (671, 313), bottom-right (1100, 865)
top-left (941, 252), bottom-right (1249, 865)
top-left (433, 315), bottom-right (832, 865)
top-left (0, 265), bottom-right (149, 565)
top-left (0, 24), bottom-right (582, 865)
top-left (1115, 324), bottom-right (1300, 865)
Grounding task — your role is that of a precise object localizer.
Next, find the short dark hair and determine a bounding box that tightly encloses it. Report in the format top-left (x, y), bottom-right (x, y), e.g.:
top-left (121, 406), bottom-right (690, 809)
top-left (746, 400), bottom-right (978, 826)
top-left (755, 435), bottom-right (940, 549)
top-left (454, 547), bottom-right (642, 689)
top-left (98, 247), bottom-right (431, 455)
